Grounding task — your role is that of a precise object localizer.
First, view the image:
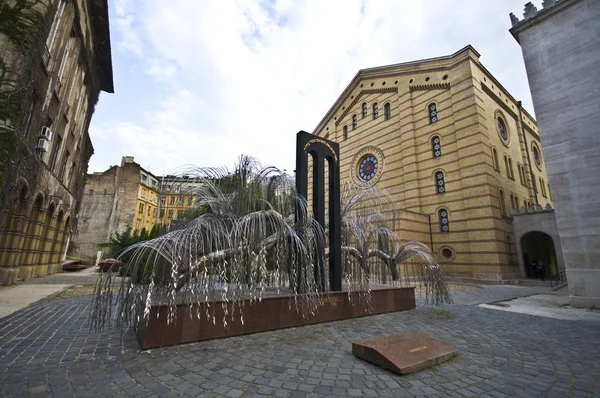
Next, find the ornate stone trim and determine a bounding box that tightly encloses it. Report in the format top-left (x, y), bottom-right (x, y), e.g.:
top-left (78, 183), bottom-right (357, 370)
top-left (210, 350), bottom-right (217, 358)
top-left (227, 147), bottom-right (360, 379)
top-left (409, 83), bottom-right (450, 92)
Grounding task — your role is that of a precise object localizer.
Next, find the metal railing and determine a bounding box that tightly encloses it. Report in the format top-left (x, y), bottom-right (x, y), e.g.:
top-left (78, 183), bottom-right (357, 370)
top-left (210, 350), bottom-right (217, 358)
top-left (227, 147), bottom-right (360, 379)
top-left (550, 269), bottom-right (568, 289)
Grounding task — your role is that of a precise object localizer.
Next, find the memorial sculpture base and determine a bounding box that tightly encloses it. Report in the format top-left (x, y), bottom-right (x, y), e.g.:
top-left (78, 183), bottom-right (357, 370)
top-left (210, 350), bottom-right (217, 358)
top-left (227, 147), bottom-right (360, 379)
top-left (137, 286), bottom-right (415, 349)
top-left (352, 332), bottom-right (458, 375)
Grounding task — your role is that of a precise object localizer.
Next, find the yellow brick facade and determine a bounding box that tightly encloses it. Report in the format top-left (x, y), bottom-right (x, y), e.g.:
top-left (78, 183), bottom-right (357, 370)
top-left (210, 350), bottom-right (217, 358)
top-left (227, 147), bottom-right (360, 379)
top-left (312, 46), bottom-right (552, 281)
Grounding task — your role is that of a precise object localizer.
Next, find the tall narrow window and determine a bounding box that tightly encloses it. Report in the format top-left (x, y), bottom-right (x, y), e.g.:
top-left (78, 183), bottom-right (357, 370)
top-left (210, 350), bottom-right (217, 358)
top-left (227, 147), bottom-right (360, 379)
top-left (432, 136), bottom-right (441, 158)
top-left (46, 0), bottom-right (67, 53)
top-left (362, 103), bottom-right (368, 119)
top-left (428, 103), bottom-right (438, 123)
top-left (510, 193), bottom-right (515, 210)
top-left (515, 195), bottom-right (519, 210)
top-left (343, 125), bottom-right (348, 140)
top-left (504, 155), bottom-right (510, 177)
top-left (508, 158), bottom-right (514, 179)
top-left (373, 103), bottom-right (379, 119)
top-left (492, 148), bottom-right (499, 171)
top-left (517, 163), bottom-right (524, 184)
top-left (547, 183), bottom-right (552, 200)
top-left (439, 208), bottom-right (450, 232)
top-left (524, 199), bottom-right (528, 210)
top-left (540, 178), bottom-right (547, 197)
top-left (435, 171), bottom-right (445, 194)
top-left (499, 189), bottom-right (506, 216)
top-left (49, 135), bottom-right (63, 172)
top-left (384, 103), bottom-right (391, 120)
top-left (352, 114), bottom-right (358, 130)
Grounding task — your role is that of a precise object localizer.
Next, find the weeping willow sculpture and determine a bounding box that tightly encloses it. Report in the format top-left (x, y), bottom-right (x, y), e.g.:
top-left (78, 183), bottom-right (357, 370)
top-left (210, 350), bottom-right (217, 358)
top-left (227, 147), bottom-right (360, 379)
top-left (90, 155), bottom-right (451, 333)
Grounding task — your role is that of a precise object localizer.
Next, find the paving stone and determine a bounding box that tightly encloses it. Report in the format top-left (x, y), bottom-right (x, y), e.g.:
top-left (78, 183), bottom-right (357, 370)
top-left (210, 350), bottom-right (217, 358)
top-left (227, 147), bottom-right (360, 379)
top-left (0, 286), bottom-right (597, 397)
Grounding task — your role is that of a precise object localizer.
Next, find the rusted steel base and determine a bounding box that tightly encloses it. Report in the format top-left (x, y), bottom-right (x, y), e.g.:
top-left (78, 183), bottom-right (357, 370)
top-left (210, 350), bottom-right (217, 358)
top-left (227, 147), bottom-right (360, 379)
top-left (137, 286), bottom-right (415, 349)
top-left (352, 332), bottom-right (458, 375)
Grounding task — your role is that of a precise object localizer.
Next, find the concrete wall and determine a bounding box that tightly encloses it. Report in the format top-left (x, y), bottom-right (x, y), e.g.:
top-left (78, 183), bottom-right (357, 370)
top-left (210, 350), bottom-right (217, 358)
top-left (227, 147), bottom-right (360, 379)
top-left (512, 0), bottom-right (600, 307)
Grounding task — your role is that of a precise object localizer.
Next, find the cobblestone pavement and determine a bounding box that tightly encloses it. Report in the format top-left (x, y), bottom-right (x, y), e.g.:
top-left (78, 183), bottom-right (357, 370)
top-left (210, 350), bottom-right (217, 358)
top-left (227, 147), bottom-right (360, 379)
top-left (1, 285), bottom-right (598, 397)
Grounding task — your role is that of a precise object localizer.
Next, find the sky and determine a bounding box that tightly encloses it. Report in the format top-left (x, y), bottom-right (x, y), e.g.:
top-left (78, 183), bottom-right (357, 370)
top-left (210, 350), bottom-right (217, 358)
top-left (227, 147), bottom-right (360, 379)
top-left (89, 0), bottom-right (541, 176)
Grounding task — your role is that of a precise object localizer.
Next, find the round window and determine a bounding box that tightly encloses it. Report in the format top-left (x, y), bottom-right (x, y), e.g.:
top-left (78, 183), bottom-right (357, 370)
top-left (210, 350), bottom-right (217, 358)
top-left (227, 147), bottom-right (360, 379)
top-left (441, 248), bottom-right (453, 259)
top-left (359, 155), bottom-right (378, 181)
top-left (497, 116), bottom-right (508, 141)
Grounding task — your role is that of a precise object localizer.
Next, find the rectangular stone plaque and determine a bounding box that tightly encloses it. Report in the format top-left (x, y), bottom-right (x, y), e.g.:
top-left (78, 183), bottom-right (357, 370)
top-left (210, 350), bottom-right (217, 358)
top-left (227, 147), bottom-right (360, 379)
top-left (352, 332), bottom-right (457, 375)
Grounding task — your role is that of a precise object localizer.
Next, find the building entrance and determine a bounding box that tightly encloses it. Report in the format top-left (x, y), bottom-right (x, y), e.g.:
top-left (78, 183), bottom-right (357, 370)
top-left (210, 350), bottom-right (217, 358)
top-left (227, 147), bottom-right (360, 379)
top-left (520, 231), bottom-right (558, 279)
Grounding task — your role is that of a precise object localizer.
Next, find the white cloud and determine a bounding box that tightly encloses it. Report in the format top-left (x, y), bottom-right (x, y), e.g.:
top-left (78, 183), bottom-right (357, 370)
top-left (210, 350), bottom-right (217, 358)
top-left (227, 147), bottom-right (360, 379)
top-left (90, 0), bottom-right (539, 175)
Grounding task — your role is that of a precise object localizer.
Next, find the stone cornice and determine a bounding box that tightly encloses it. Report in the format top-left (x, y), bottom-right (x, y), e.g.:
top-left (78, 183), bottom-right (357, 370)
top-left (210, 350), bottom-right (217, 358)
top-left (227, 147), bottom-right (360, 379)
top-left (409, 83), bottom-right (450, 92)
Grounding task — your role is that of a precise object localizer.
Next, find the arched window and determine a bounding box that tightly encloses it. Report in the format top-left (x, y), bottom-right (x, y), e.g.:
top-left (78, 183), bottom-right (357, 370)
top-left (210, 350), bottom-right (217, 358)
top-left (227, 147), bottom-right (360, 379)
top-left (384, 103), bottom-right (391, 120)
top-left (510, 193), bottom-right (515, 210)
top-left (492, 148), bottom-right (499, 171)
top-left (432, 136), bottom-right (441, 158)
top-left (508, 158), bottom-right (514, 179)
top-left (362, 103), bottom-right (368, 119)
top-left (428, 103), bottom-right (438, 123)
top-left (352, 114), bottom-right (358, 130)
top-left (373, 103), bottom-right (379, 119)
top-left (343, 125), bottom-right (348, 140)
top-left (540, 178), bottom-right (547, 197)
top-left (524, 199), bottom-right (528, 210)
top-left (514, 194), bottom-right (519, 210)
top-left (499, 189), bottom-right (506, 216)
top-left (439, 208), bottom-right (450, 233)
top-left (435, 171), bottom-right (445, 194)
top-left (517, 163), bottom-right (524, 185)
top-left (504, 155), bottom-right (509, 176)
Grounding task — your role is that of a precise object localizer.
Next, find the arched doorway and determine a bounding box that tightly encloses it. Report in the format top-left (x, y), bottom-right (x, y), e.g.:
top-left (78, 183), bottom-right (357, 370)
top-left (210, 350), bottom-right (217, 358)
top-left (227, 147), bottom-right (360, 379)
top-left (520, 231), bottom-right (558, 279)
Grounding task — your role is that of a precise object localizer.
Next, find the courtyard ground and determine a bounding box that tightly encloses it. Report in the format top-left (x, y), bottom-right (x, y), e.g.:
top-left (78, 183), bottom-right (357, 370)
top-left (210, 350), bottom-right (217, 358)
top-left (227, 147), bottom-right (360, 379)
top-left (0, 272), bottom-right (598, 397)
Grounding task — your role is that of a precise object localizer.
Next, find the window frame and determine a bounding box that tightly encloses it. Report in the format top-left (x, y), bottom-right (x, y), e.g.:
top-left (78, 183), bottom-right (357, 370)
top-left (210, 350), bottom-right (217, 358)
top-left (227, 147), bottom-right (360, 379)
top-left (428, 102), bottom-right (438, 124)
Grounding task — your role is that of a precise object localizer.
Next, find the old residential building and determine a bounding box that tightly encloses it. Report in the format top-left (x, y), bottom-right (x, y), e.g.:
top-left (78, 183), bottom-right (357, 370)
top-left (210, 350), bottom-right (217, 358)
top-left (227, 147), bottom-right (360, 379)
top-left (313, 45), bottom-right (553, 282)
top-left (0, 0), bottom-right (113, 284)
top-left (73, 157), bottom-right (203, 260)
top-left (510, 0), bottom-right (600, 307)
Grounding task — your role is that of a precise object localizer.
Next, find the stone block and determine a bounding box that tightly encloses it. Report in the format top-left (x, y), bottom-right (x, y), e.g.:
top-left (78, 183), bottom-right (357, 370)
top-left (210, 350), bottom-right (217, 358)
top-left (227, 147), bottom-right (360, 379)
top-left (352, 332), bottom-right (457, 375)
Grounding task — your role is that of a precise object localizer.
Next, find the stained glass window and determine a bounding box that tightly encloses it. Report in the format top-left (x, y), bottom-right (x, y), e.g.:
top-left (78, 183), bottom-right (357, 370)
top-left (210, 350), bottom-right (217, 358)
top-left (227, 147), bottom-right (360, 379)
top-left (373, 103), bottom-right (379, 119)
top-left (359, 155), bottom-right (378, 181)
top-left (497, 116), bottom-right (508, 141)
top-left (352, 114), bottom-right (357, 130)
top-left (362, 103), bottom-right (368, 119)
top-left (439, 208), bottom-right (449, 232)
top-left (532, 145), bottom-right (541, 165)
top-left (429, 103), bottom-right (438, 123)
top-left (432, 136), bottom-right (441, 158)
top-left (435, 171), bottom-right (445, 194)
top-left (384, 103), bottom-right (391, 120)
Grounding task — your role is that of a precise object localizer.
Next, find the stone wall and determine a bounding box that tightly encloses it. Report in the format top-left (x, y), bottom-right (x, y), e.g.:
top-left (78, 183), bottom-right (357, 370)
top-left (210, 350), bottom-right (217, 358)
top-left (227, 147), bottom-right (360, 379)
top-left (72, 167), bottom-right (119, 259)
top-left (510, 0), bottom-right (600, 307)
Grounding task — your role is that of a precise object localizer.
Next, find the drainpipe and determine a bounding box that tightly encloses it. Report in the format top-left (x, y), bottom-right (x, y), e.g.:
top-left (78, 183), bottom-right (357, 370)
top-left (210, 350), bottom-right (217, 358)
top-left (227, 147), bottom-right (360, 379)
top-left (517, 101), bottom-right (539, 207)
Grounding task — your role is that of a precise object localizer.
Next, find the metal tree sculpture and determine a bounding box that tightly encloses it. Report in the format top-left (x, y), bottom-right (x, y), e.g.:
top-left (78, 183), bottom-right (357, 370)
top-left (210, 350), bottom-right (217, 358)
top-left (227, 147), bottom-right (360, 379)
top-left (90, 154), bottom-right (451, 333)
